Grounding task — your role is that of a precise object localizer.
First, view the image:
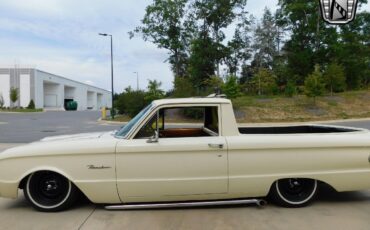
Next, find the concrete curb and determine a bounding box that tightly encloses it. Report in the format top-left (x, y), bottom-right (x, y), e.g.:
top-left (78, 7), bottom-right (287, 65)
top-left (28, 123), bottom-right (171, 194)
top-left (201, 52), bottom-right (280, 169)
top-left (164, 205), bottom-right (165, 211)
top-left (97, 118), bottom-right (128, 125)
top-left (0, 111), bottom-right (45, 114)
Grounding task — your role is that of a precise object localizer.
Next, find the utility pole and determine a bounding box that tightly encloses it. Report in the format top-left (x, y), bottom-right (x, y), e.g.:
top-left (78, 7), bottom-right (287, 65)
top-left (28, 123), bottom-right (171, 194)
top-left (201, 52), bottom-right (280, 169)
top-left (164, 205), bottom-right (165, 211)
top-left (133, 72), bottom-right (139, 91)
top-left (98, 33), bottom-right (115, 119)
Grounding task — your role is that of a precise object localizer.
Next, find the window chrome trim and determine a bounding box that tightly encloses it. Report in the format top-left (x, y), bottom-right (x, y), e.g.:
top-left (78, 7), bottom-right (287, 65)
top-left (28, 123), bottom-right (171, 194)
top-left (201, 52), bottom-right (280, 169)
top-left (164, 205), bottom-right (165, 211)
top-left (127, 103), bottom-right (222, 140)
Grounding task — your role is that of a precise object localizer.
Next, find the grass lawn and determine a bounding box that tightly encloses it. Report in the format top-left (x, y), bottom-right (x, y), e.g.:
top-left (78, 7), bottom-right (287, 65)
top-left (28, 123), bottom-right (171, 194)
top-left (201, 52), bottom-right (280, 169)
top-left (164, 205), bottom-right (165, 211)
top-left (0, 108), bottom-right (43, 113)
top-left (104, 114), bottom-right (131, 122)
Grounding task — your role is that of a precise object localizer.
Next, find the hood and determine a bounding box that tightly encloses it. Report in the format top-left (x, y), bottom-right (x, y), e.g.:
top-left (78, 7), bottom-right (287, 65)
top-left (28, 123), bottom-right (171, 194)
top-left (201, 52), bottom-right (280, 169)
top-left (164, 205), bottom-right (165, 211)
top-left (0, 131), bottom-right (118, 160)
top-left (40, 131), bottom-right (115, 142)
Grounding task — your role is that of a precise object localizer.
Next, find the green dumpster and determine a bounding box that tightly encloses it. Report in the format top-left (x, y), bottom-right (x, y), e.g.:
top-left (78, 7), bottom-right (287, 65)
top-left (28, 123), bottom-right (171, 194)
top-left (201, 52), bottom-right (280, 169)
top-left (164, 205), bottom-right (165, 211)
top-left (66, 101), bottom-right (78, 111)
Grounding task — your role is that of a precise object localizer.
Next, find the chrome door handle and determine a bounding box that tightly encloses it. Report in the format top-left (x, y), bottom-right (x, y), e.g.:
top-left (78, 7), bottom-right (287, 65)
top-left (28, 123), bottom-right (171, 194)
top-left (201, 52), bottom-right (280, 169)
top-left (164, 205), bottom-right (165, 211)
top-left (208, 143), bottom-right (224, 149)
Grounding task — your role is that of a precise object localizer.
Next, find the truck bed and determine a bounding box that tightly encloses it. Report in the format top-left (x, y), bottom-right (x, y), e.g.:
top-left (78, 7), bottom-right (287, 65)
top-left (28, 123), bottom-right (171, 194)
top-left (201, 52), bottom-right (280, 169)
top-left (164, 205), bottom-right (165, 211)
top-left (239, 125), bottom-right (360, 134)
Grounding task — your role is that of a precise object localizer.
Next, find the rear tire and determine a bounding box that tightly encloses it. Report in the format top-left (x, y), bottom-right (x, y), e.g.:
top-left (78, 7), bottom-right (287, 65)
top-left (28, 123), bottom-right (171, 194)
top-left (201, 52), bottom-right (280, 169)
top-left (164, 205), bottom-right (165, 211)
top-left (24, 171), bottom-right (79, 212)
top-left (269, 178), bottom-right (318, 208)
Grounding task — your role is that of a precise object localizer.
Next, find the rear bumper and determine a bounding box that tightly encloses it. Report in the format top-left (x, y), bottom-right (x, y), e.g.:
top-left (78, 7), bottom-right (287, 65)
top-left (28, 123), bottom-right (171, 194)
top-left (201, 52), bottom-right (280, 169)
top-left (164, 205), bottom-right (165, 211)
top-left (0, 181), bottom-right (19, 199)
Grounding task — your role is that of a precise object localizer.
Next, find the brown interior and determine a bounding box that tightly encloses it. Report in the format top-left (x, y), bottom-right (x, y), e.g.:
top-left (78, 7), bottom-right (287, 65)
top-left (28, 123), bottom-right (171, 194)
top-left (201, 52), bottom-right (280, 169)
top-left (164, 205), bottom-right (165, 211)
top-left (160, 128), bottom-right (209, 138)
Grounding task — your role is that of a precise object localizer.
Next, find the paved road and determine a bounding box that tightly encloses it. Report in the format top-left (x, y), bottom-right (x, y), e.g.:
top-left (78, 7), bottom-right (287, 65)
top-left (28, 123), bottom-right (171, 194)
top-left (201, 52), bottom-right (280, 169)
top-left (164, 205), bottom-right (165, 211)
top-left (1, 184), bottom-right (369, 229)
top-left (0, 111), bottom-right (122, 143)
top-left (332, 120), bottom-right (370, 130)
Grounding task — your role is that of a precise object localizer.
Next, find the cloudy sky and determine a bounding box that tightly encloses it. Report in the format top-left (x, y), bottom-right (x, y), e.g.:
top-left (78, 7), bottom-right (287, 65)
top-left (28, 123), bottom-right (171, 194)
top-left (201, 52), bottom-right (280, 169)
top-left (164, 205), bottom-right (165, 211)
top-left (0, 0), bottom-right (368, 92)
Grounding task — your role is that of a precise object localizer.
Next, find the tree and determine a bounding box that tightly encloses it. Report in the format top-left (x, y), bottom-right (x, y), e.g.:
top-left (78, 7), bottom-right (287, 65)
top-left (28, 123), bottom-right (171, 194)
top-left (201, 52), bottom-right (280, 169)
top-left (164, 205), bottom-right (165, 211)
top-left (222, 75), bottom-right (240, 99)
top-left (9, 87), bottom-right (19, 107)
top-left (131, 0), bottom-right (190, 77)
top-left (304, 65), bottom-right (325, 104)
top-left (204, 75), bottom-right (224, 94)
top-left (0, 93), bottom-right (4, 108)
top-left (145, 80), bottom-right (165, 102)
top-left (277, 0), bottom-right (368, 86)
top-left (337, 12), bottom-right (370, 89)
top-left (172, 76), bottom-right (195, 98)
top-left (225, 14), bottom-right (253, 75)
top-left (187, 33), bottom-right (218, 88)
top-left (115, 88), bottom-right (148, 117)
top-left (190, 0), bottom-right (247, 76)
top-left (252, 68), bottom-right (278, 95)
top-left (324, 62), bottom-right (346, 95)
top-left (252, 8), bottom-right (279, 69)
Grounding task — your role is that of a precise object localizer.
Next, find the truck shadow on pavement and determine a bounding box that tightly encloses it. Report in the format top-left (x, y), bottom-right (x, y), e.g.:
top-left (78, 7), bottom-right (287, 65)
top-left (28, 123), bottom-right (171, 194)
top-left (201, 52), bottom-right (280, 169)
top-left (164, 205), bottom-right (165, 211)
top-left (316, 183), bottom-right (370, 203)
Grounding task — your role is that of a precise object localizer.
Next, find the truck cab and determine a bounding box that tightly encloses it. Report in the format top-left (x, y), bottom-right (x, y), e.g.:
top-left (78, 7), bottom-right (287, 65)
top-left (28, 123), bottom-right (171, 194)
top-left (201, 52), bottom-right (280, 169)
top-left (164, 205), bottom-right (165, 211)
top-left (114, 97), bottom-right (238, 202)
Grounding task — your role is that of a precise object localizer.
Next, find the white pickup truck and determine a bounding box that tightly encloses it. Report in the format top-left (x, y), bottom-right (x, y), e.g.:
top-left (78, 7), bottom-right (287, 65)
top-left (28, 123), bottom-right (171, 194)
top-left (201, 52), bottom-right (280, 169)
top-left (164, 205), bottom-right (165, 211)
top-left (1, 96), bottom-right (370, 212)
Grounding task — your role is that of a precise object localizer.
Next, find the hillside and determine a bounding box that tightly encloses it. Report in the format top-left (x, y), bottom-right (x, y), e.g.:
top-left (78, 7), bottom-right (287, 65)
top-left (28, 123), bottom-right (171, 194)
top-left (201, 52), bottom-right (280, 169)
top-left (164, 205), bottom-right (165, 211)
top-left (232, 90), bottom-right (370, 123)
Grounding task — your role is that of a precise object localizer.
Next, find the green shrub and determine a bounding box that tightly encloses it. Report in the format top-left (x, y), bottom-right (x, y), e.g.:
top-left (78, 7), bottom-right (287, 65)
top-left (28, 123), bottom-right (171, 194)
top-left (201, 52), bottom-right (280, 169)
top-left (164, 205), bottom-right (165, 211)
top-left (284, 81), bottom-right (297, 97)
top-left (304, 64), bottom-right (325, 104)
top-left (27, 100), bottom-right (35, 109)
top-left (205, 75), bottom-right (224, 94)
top-left (10, 87), bottom-right (19, 107)
top-left (115, 88), bottom-right (148, 117)
top-left (252, 68), bottom-right (278, 96)
top-left (172, 77), bottom-right (196, 98)
top-left (324, 62), bottom-right (346, 94)
top-left (222, 75), bottom-right (241, 99)
top-left (0, 93), bottom-right (4, 108)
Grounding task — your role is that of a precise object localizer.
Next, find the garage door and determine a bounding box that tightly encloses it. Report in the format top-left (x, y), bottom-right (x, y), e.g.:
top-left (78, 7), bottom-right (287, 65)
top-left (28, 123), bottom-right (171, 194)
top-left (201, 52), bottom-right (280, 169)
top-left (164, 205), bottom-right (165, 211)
top-left (44, 94), bottom-right (57, 107)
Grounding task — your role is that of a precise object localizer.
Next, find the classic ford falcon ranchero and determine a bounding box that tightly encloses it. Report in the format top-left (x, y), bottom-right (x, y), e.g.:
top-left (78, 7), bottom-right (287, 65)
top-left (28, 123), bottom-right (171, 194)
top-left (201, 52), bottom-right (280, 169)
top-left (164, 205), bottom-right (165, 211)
top-left (1, 96), bottom-right (370, 212)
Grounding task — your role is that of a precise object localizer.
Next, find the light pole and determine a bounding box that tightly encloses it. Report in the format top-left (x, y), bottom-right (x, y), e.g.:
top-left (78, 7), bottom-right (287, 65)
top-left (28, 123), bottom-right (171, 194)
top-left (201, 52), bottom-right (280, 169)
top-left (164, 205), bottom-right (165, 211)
top-left (133, 71), bottom-right (139, 91)
top-left (99, 33), bottom-right (115, 119)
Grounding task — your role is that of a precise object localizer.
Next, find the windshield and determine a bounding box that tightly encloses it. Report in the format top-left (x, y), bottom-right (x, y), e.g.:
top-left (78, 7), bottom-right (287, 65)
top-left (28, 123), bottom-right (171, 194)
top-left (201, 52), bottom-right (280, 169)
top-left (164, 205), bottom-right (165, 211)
top-left (115, 103), bottom-right (153, 138)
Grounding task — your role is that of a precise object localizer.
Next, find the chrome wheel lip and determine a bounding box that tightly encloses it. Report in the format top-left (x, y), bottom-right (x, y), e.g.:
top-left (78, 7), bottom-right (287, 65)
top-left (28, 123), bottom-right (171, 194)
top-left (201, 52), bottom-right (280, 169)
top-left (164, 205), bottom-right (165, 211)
top-left (26, 172), bottom-right (72, 210)
top-left (276, 179), bottom-right (318, 205)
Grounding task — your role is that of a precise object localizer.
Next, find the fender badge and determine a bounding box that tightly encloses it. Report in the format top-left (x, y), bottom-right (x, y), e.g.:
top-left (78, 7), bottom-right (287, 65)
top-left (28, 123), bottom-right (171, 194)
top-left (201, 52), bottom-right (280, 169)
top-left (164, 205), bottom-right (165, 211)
top-left (87, 165), bottom-right (112, 170)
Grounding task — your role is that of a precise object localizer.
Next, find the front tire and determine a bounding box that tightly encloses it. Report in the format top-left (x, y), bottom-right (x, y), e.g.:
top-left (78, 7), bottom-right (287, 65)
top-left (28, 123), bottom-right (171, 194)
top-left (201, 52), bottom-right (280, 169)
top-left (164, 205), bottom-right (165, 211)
top-left (269, 178), bottom-right (318, 208)
top-left (24, 171), bottom-right (78, 212)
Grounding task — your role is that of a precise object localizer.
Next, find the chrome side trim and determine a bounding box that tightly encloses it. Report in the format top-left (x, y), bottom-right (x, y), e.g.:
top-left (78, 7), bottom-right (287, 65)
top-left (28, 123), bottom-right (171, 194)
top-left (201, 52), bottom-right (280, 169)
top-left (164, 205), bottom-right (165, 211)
top-left (105, 199), bottom-right (267, 210)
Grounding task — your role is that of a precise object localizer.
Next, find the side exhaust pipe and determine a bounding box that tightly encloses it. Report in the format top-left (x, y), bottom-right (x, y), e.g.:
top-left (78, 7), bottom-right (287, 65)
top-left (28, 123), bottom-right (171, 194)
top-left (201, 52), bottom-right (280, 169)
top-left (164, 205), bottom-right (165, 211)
top-left (256, 199), bottom-right (267, 207)
top-left (105, 199), bottom-right (267, 210)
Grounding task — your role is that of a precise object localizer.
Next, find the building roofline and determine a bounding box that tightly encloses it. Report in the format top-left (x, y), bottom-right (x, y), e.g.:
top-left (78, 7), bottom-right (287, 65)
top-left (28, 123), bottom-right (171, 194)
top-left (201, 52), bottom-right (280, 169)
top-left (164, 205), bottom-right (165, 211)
top-left (35, 69), bottom-right (111, 93)
top-left (0, 67), bottom-right (111, 93)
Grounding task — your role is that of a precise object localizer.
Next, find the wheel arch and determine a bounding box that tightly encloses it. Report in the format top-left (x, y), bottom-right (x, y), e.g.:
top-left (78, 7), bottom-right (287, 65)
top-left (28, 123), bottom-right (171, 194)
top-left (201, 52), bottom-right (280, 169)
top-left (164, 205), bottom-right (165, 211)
top-left (267, 177), bottom-right (338, 195)
top-left (18, 167), bottom-right (82, 193)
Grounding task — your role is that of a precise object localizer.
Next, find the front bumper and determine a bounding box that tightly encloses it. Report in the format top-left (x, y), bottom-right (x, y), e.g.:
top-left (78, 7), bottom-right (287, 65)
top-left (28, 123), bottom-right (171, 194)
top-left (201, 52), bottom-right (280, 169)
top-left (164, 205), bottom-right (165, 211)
top-left (0, 181), bottom-right (19, 199)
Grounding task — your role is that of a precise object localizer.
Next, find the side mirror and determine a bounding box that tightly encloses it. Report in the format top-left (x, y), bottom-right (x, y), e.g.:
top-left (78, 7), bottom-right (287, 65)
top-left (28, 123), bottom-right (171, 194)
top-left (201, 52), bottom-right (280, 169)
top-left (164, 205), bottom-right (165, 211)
top-left (147, 130), bottom-right (159, 143)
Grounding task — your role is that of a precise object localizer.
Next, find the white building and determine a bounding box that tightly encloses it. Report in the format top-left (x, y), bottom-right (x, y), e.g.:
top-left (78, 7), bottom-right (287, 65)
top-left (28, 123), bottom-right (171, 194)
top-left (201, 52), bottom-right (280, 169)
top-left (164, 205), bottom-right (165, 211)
top-left (0, 68), bottom-right (111, 111)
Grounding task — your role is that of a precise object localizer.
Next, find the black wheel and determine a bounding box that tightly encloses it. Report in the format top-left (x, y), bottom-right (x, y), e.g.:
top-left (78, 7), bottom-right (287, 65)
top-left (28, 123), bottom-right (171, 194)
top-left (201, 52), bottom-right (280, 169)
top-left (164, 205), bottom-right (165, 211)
top-left (269, 178), bottom-right (318, 208)
top-left (24, 171), bottom-right (79, 212)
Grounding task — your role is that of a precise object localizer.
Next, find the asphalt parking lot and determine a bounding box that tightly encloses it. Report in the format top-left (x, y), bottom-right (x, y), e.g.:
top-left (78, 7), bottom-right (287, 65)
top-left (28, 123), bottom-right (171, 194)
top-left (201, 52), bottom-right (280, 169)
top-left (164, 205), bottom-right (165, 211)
top-left (0, 111), bottom-right (122, 143)
top-left (1, 113), bottom-right (370, 229)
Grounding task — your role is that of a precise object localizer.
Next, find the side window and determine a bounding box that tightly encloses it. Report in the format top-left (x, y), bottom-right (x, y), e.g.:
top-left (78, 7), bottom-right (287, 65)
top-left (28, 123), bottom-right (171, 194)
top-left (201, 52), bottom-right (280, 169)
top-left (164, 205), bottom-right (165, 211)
top-left (134, 106), bottom-right (219, 139)
top-left (163, 107), bottom-right (204, 129)
top-left (135, 111), bottom-right (164, 139)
